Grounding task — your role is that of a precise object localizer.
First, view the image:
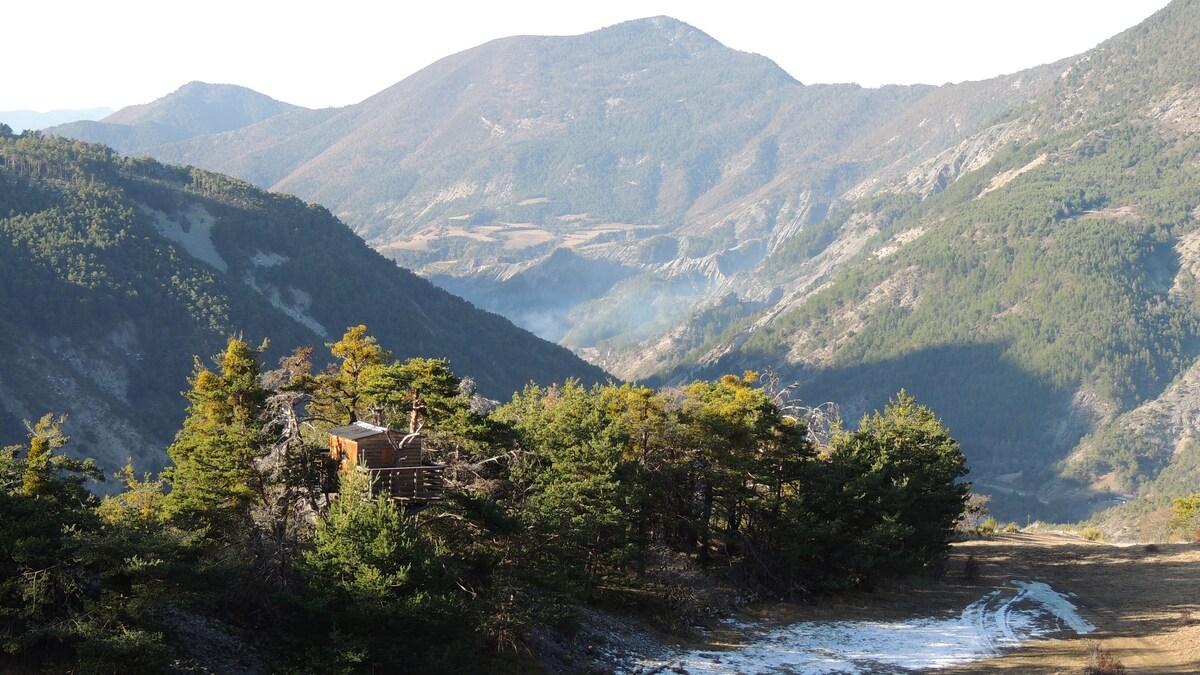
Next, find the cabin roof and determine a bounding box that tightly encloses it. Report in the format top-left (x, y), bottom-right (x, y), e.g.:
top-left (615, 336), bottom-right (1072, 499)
top-left (328, 421), bottom-right (392, 441)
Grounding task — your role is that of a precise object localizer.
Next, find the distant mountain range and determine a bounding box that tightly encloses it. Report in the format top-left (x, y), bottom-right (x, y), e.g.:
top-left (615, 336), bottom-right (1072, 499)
top-left (0, 130), bottom-right (605, 483)
top-left (45, 0), bottom-right (1200, 522)
top-left (47, 81), bottom-right (303, 155)
top-left (0, 107), bottom-right (112, 132)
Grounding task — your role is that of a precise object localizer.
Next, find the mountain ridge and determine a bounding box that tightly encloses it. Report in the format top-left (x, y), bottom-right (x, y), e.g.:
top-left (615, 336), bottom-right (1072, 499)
top-left (42, 3), bottom-right (1200, 521)
top-left (46, 82), bottom-right (306, 156)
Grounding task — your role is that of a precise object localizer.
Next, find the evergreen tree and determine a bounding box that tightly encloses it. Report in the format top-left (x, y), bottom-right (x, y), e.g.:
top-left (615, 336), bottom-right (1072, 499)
top-left (311, 325), bottom-right (391, 425)
top-left (0, 415), bottom-right (168, 673)
top-left (163, 337), bottom-right (271, 532)
top-left (827, 391), bottom-right (970, 582)
top-left (676, 372), bottom-right (807, 563)
top-left (501, 381), bottom-right (633, 590)
top-left (293, 469), bottom-right (460, 671)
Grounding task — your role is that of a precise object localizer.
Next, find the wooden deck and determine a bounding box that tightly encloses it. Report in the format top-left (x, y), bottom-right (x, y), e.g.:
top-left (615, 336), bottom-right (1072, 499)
top-left (367, 465), bottom-right (446, 502)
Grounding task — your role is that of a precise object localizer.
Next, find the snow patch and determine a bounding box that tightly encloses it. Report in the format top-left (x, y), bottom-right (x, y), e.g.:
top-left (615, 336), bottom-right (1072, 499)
top-left (251, 251), bottom-right (288, 267)
top-left (626, 580), bottom-right (1093, 674)
top-left (1009, 580), bottom-right (1095, 635)
top-left (243, 273), bottom-right (328, 338)
top-left (139, 203), bottom-right (227, 273)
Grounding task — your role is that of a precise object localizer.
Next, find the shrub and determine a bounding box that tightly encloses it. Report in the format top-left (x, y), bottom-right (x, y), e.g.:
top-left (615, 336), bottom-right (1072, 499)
top-left (1082, 527), bottom-right (1104, 541)
top-left (1003, 522), bottom-right (1020, 533)
top-left (963, 554), bottom-right (980, 581)
top-left (976, 517), bottom-right (997, 537)
top-left (1083, 640), bottom-right (1126, 674)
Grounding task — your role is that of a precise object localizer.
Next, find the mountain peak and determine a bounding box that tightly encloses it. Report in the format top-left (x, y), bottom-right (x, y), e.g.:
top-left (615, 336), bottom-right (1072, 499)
top-left (104, 81), bottom-right (302, 128)
top-left (45, 82), bottom-right (307, 154)
top-left (612, 15), bottom-right (718, 41)
top-left (575, 14), bottom-right (726, 57)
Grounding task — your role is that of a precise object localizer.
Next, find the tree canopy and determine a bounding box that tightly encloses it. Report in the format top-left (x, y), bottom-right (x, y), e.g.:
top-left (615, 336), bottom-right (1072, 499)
top-left (0, 326), bottom-right (971, 672)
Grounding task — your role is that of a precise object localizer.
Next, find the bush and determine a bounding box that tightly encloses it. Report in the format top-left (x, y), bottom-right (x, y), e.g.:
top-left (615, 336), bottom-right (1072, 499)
top-left (1003, 522), bottom-right (1020, 533)
top-left (976, 517), bottom-right (998, 537)
top-left (1082, 527), bottom-right (1104, 541)
top-left (1083, 640), bottom-right (1126, 674)
top-left (963, 554), bottom-right (980, 581)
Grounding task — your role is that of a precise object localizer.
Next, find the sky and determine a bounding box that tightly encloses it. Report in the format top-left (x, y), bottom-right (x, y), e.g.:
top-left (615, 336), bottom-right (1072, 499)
top-left (1, 0), bottom-right (1174, 112)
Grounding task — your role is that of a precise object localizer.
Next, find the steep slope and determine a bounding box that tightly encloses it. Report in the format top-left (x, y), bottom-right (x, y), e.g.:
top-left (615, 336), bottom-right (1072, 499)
top-left (39, 7), bottom-right (1200, 520)
top-left (104, 17), bottom-right (1063, 361)
top-left (665, 0), bottom-right (1200, 520)
top-left (0, 131), bottom-right (606, 482)
top-left (46, 82), bottom-right (304, 155)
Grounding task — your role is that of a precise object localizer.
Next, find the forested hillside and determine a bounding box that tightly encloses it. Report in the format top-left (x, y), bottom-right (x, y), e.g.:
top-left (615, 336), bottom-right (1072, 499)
top-left (669, 0), bottom-right (1200, 520)
top-left (41, 2), bottom-right (1200, 522)
top-left (68, 17), bottom-right (1058, 362)
top-left (0, 129), bottom-right (605, 480)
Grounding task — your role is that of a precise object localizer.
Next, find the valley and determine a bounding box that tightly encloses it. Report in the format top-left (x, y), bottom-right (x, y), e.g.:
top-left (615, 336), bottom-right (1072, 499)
top-left (3, 2), bottom-right (1200, 672)
top-left (42, 1), bottom-right (1200, 523)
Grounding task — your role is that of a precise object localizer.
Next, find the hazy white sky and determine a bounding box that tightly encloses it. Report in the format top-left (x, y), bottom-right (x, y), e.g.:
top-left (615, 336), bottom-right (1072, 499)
top-left (2, 0), bottom-right (1173, 112)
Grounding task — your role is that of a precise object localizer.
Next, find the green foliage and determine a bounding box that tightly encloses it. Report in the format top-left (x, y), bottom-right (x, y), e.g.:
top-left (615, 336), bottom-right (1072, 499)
top-left (500, 380), bottom-right (634, 591)
top-left (303, 470), bottom-right (425, 603)
top-left (496, 376), bottom-right (963, 598)
top-left (1170, 493), bottom-right (1200, 541)
top-left (310, 325), bottom-right (392, 425)
top-left (0, 415), bottom-right (174, 673)
top-left (820, 392), bottom-right (970, 585)
top-left (1, 349), bottom-right (974, 671)
top-left (291, 469), bottom-right (466, 672)
top-left (163, 338), bottom-right (271, 532)
top-left (364, 356), bottom-right (463, 428)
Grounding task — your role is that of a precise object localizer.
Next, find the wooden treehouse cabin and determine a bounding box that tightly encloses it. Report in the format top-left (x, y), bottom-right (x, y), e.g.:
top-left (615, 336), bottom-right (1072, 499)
top-left (328, 420), bottom-right (445, 504)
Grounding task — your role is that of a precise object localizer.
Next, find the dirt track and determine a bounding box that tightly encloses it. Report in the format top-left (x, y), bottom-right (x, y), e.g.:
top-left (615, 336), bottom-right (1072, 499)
top-left (938, 533), bottom-right (1200, 673)
top-left (684, 533), bottom-right (1200, 673)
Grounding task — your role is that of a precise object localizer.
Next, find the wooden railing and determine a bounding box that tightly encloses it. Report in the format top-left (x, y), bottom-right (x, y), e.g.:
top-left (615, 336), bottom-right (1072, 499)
top-left (368, 465), bottom-right (446, 502)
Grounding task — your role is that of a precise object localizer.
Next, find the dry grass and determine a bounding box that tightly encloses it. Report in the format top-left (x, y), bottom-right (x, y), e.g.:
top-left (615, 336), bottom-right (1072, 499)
top-left (728, 533), bottom-right (1200, 673)
top-left (939, 534), bottom-right (1200, 673)
top-left (1083, 640), bottom-right (1126, 674)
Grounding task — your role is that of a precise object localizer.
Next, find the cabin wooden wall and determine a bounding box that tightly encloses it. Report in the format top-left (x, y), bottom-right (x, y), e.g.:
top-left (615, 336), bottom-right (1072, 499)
top-left (331, 433), bottom-right (423, 468)
top-left (330, 436), bottom-right (359, 466)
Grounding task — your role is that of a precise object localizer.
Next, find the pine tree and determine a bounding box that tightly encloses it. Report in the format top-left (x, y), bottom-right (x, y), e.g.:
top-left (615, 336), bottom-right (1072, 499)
top-left (294, 469), bottom-right (456, 669)
top-left (20, 413), bottom-right (71, 497)
top-left (828, 390), bottom-right (970, 580)
top-left (163, 338), bottom-right (270, 532)
top-left (311, 325), bottom-right (391, 425)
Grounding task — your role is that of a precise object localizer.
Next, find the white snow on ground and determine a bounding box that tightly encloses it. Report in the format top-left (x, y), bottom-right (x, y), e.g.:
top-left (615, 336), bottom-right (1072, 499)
top-left (139, 203), bottom-right (228, 273)
top-left (624, 580), bottom-right (1094, 674)
top-left (251, 251), bottom-right (288, 267)
top-left (242, 272), bottom-right (328, 338)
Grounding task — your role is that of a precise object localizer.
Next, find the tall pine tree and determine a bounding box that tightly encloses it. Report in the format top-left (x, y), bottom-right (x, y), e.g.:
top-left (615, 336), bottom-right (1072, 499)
top-left (163, 338), bottom-right (270, 533)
